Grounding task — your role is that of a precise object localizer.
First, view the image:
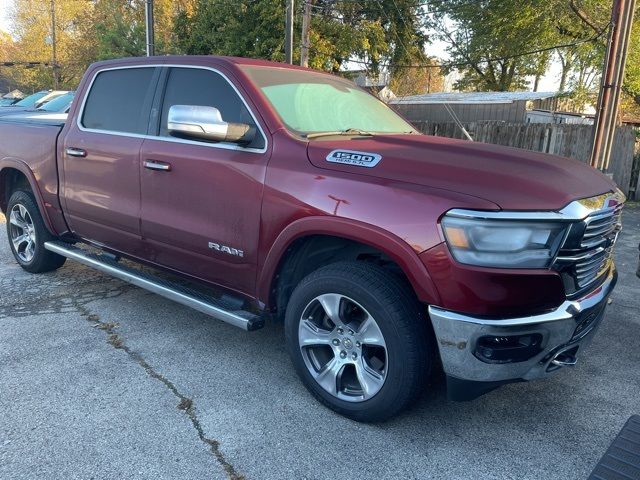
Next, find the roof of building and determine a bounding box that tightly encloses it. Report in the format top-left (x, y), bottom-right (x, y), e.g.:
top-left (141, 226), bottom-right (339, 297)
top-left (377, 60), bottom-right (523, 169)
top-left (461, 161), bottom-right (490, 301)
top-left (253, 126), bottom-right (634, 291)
top-left (390, 91), bottom-right (558, 105)
top-left (2, 89), bottom-right (24, 99)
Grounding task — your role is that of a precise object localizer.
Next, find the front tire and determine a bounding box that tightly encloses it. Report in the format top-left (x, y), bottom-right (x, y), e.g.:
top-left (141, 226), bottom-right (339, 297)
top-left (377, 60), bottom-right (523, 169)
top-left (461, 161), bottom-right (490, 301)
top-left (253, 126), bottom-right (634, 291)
top-left (6, 190), bottom-right (66, 273)
top-left (285, 261), bottom-right (431, 422)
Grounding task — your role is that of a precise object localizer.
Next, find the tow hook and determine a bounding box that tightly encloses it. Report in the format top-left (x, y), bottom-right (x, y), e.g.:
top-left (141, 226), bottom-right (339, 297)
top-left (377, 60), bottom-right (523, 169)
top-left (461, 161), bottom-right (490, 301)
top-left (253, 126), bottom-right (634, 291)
top-left (548, 346), bottom-right (579, 370)
top-left (551, 352), bottom-right (578, 367)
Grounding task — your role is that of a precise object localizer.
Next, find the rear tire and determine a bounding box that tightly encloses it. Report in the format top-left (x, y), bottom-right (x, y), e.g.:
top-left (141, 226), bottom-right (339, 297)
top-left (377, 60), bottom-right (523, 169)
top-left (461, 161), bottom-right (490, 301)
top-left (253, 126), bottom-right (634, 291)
top-left (6, 190), bottom-right (66, 273)
top-left (285, 261), bottom-right (431, 422)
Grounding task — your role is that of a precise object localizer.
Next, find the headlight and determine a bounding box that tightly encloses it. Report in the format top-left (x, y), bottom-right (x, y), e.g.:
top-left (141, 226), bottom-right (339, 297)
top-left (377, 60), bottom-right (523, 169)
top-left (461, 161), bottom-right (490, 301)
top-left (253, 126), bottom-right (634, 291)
top-left (441, 214), bottom-right (568, 268)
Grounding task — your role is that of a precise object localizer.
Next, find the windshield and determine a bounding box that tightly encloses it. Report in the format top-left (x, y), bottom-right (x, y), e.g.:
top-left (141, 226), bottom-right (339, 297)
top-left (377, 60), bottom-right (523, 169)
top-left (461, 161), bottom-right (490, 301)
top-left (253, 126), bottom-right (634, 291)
top-left (242, 66), bottom-right (415, 136)
top-left (38, 92), bottom-right (74, 112)
top-left (14, 91), bottom-right (48, 108)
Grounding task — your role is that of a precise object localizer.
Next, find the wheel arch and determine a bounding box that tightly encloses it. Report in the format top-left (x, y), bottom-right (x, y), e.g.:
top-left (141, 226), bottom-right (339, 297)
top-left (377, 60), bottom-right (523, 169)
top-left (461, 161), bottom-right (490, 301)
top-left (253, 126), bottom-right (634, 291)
top-left (258, 217), bottom-right (441, 319)
top-left (0, 160), bottom-right (55, 234)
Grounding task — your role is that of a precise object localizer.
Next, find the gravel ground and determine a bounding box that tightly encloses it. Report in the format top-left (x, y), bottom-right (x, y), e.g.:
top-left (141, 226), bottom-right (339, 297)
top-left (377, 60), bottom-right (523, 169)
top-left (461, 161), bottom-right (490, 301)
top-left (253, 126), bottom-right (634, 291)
top-left (0, 205), bottom-right (639, 480)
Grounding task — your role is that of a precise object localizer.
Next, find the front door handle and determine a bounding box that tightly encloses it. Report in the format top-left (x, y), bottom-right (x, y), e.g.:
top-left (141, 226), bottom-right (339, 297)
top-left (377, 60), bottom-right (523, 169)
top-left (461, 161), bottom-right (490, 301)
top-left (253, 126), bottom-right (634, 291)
top-left (143, 160), bottom-right (172, 172)
top-left (65, 147), bottom-right (87, 158)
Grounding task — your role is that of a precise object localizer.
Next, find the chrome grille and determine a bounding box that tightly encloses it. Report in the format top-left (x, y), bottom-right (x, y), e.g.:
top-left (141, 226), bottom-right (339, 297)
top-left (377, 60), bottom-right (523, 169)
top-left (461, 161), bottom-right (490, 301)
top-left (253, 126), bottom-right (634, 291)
top-left (574, 246), bottom-right (613, 288)
top-left (554, 197), bottom-right (623, 295)
top-left (581, 207), bottom-right (623, 249)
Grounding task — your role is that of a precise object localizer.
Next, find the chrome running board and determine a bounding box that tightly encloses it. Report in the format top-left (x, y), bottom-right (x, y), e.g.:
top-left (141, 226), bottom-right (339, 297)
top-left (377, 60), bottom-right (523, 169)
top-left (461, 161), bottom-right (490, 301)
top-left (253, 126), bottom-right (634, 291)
top-left (44, 241), bottom-right (264, 331)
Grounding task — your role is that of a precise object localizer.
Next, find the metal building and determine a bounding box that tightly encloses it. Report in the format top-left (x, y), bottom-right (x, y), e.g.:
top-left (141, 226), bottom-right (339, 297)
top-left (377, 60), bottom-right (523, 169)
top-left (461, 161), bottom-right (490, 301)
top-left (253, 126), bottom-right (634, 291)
top-left (390, 91), bottom-right (559, 124)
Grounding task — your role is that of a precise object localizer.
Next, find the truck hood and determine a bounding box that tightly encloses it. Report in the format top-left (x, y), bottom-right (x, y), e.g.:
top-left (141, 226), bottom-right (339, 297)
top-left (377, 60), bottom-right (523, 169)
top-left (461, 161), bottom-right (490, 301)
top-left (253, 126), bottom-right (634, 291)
top-left (306, 134), bottom-right (617, 211)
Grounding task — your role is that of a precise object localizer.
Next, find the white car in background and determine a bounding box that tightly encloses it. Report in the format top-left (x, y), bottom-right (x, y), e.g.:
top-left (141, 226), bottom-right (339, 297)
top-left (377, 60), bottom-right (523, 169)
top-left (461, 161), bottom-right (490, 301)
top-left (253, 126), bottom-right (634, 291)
top-left (0, 90), bottom-right (70, 116)
top-left (2, 92), bottom-right (75, 120)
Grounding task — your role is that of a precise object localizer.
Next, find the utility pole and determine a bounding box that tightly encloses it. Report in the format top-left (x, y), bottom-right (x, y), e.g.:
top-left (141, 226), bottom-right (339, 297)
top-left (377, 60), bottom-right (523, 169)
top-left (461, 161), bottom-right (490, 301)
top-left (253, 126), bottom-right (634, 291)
top-left (590, 0), bottom-right (636, 170)
top-left (285, 0), bottom-right (294, 64)
top-left (50, 0), bottom-right (58, 89)
top-left (300, 0), bottom-right (312, 67)
top-left (145, 0), bottom-right (155, 57)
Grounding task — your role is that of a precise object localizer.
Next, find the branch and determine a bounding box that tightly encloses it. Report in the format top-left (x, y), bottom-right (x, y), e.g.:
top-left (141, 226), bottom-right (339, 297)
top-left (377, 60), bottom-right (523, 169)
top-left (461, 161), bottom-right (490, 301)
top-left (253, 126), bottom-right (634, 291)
top-left (569, 0), bottom-right (606, 34)
top-left (621, 84), bottom-right (640, 107)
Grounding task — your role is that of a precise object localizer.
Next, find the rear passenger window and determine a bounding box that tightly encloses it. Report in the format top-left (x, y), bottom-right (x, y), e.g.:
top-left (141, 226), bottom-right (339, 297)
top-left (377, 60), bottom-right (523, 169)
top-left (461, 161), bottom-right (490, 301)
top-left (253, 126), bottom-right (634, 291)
top-left (82, 67), bottom-right (156, 134)
top-left (159, 67), bottom-right (264, 149)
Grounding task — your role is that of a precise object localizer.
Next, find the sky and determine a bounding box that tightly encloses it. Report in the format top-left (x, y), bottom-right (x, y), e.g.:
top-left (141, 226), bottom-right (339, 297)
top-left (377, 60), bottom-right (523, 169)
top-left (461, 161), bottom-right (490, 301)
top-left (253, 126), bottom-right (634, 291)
top-left (0, 0), bottom-right (11, 33)
top-left (0, 0), bottom-right (560, 92)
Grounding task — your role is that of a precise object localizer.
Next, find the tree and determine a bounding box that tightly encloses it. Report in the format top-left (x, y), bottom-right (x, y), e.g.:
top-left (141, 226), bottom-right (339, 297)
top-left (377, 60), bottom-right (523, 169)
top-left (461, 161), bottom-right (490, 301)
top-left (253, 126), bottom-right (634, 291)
top-left (177, 0), bottom-right (288, 60)
top-left (8, 0), bottom-right (89, 90)
top-left (555, 1), bottom-right (640, 110)
top-left (388, 61), bottom-right (444, 96)
top-left (626, 13), bottom-right (640, 106)
top-left (176, 0), bottom-right (439, 94)
top-left (0, 31), bottom-right (20, 92)
top-left (428, 0), bottom-right (559, 91)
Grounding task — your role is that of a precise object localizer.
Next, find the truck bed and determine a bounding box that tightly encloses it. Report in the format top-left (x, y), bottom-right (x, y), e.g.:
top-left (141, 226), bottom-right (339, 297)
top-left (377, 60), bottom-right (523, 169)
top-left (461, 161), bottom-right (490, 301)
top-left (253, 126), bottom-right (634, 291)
top-left (0, 112), bottom-right (67, 128)
top-left (0, 113), bottom-right (66, 232)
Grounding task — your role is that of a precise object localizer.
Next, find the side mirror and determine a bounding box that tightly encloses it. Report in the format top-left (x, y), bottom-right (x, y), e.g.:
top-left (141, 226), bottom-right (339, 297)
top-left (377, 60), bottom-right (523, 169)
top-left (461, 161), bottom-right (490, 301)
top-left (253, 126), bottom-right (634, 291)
top-left (167, 105), bottom-right (255, 145)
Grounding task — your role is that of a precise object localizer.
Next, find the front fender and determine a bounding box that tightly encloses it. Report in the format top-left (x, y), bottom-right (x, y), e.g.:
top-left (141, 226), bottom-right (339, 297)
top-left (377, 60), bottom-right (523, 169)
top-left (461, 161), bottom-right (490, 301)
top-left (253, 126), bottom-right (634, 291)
top-left (257, 216), bottom-right (442, 306)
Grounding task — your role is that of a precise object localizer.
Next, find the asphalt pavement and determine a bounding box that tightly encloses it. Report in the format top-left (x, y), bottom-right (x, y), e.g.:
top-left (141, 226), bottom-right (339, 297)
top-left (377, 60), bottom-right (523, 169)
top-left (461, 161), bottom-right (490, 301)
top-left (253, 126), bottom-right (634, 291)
top-left (1, 205), bottom-right (639, 480)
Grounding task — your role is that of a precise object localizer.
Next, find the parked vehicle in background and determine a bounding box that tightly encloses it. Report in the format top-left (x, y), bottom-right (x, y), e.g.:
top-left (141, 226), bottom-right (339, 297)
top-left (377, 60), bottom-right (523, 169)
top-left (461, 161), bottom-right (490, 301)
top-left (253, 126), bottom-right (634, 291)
top-left (34, 91), bottom-right (74, 113)
top-left (0, 90), bottom-right (69, 116)
top-left (0, 90), bottom-right (50, 109)
top-left (0, 90), bottom-right (25, 106)
top-left (0, 56), bottom-right (625, 422)
top-left (0, 97), bottom-right (20, 106)
top-left (0, 92), bottom-right (75, 120)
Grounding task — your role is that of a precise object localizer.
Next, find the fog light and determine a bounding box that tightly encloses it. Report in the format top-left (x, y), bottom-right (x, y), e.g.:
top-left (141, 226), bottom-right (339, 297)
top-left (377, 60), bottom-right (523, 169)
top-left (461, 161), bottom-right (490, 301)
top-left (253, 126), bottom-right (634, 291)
top-left (474, 334), bottom-right (543, 364)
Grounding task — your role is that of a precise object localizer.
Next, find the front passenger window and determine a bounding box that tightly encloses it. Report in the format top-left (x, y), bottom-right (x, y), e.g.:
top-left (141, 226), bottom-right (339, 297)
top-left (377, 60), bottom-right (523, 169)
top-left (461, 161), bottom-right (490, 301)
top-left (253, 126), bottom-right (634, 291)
top-left (159, 68), bottom-right (264, 149)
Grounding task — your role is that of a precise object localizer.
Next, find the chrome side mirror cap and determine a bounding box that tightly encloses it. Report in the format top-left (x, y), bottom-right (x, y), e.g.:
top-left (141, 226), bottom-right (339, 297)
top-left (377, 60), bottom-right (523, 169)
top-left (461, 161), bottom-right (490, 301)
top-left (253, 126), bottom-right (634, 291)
top-left (167, 105), bottom-right (255, 145)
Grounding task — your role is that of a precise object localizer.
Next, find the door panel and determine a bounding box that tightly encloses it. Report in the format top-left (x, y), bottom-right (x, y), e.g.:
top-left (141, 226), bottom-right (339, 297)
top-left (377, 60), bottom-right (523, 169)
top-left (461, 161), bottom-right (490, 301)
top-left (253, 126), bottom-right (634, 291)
top-left (139, 139), bottom-right (267, 294)
top-left (61, 131), bottom-right (144, 250)
top-left (138, 66), bottom-right (270, 296)
top-left (60, 66), bottom-right (158, 255)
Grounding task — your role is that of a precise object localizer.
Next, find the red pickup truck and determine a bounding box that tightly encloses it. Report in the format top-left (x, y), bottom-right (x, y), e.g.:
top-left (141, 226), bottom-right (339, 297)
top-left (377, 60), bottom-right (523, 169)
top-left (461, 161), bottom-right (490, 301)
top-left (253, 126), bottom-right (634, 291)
top-left (0, 56), bottom-right (625, 422)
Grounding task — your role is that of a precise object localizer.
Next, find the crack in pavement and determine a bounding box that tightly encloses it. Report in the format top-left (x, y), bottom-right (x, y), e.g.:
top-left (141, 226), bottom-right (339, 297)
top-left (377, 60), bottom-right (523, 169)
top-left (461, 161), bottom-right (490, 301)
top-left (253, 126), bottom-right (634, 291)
top-left (1, 215), bottom-right (244, 479)
top-left (75, 303), bottom-right (245, 480)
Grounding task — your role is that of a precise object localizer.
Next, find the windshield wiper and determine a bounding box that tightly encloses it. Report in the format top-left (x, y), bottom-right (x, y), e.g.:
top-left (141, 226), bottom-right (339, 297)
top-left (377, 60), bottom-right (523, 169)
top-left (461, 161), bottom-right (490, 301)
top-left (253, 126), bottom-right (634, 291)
top-left (305, 128), bottom-right (375, 139)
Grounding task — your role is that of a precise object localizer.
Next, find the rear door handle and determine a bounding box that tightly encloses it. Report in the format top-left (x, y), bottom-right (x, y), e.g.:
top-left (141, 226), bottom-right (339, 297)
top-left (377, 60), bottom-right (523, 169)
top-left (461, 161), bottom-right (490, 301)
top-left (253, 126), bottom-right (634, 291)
top-left (143, 160), bottom-right (172, 172)
top-left (65, 147), bottom-right (87, 158)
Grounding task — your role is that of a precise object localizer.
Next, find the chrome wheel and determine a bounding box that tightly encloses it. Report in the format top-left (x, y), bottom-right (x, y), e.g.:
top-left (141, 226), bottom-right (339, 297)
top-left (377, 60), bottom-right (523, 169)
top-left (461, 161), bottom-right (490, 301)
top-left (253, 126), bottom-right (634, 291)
top-left (9, 203), bottom-right (37, 263)
top-left (298, 293), bottom-right (388, 402)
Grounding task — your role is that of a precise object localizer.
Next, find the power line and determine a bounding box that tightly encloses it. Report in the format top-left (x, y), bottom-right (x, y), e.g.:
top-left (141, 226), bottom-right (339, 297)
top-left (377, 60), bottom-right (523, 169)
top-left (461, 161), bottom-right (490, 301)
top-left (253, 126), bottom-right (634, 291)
top-left (343, 29), bottom-right (607, 69)
top-left (373, 0), bottom-right (415, 64)
top-left (0, 61), bottom-right (58, 67)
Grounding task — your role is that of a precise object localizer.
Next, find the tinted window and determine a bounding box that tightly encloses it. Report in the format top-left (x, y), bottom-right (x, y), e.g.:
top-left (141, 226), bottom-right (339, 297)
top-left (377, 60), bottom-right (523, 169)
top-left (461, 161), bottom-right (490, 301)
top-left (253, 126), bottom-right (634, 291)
top-left (159, 67), bottom-right (264, 149)
top-left (82, 68), bottom-right (156, 134)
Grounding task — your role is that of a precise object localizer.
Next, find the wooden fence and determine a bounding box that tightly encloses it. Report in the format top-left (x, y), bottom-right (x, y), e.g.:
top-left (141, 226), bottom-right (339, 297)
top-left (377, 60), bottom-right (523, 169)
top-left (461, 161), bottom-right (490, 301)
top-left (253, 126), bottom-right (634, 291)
top-left (631, 142), bottom-right (640, 200)
top-left (411, 121), bottom-right (638, 197)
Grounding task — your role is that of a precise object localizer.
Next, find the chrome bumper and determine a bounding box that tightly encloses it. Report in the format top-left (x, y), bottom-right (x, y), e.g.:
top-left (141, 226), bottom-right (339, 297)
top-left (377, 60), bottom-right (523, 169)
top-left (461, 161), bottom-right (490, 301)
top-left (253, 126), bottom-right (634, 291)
top-left (429, 268), bottom-right (617, 384)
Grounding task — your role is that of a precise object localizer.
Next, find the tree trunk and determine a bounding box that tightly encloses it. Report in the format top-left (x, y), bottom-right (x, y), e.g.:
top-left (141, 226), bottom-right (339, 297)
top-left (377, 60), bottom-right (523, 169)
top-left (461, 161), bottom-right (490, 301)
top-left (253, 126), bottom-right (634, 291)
top-left (558, 54), bottom-right (572, 93)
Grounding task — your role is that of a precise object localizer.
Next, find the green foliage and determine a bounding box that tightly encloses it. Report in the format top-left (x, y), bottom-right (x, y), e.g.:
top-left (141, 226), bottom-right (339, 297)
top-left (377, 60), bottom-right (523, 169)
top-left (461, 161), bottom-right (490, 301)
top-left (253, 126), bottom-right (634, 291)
top-left (178, 0), bottom-right (287, 60)
top-left (428, 0), bottom-right (560, 91)
top-left (4, 0), bottom-right (637, 111)
top-left (90, 0), bottom-right (147, 59)
top-left (624, 8), bottom-right (640, 106)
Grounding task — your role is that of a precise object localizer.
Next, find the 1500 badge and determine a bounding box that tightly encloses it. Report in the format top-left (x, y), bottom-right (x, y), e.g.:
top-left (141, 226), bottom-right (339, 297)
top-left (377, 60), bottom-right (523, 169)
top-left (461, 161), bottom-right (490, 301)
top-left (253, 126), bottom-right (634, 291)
top-left (326, 150), bottom-right (382, 168)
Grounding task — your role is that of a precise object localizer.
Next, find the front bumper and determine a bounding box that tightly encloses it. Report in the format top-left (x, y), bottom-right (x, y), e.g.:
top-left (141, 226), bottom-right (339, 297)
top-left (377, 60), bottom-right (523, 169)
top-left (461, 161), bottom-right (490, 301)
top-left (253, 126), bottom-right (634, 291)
top-left (429, 268), bottom-right (617, 399)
